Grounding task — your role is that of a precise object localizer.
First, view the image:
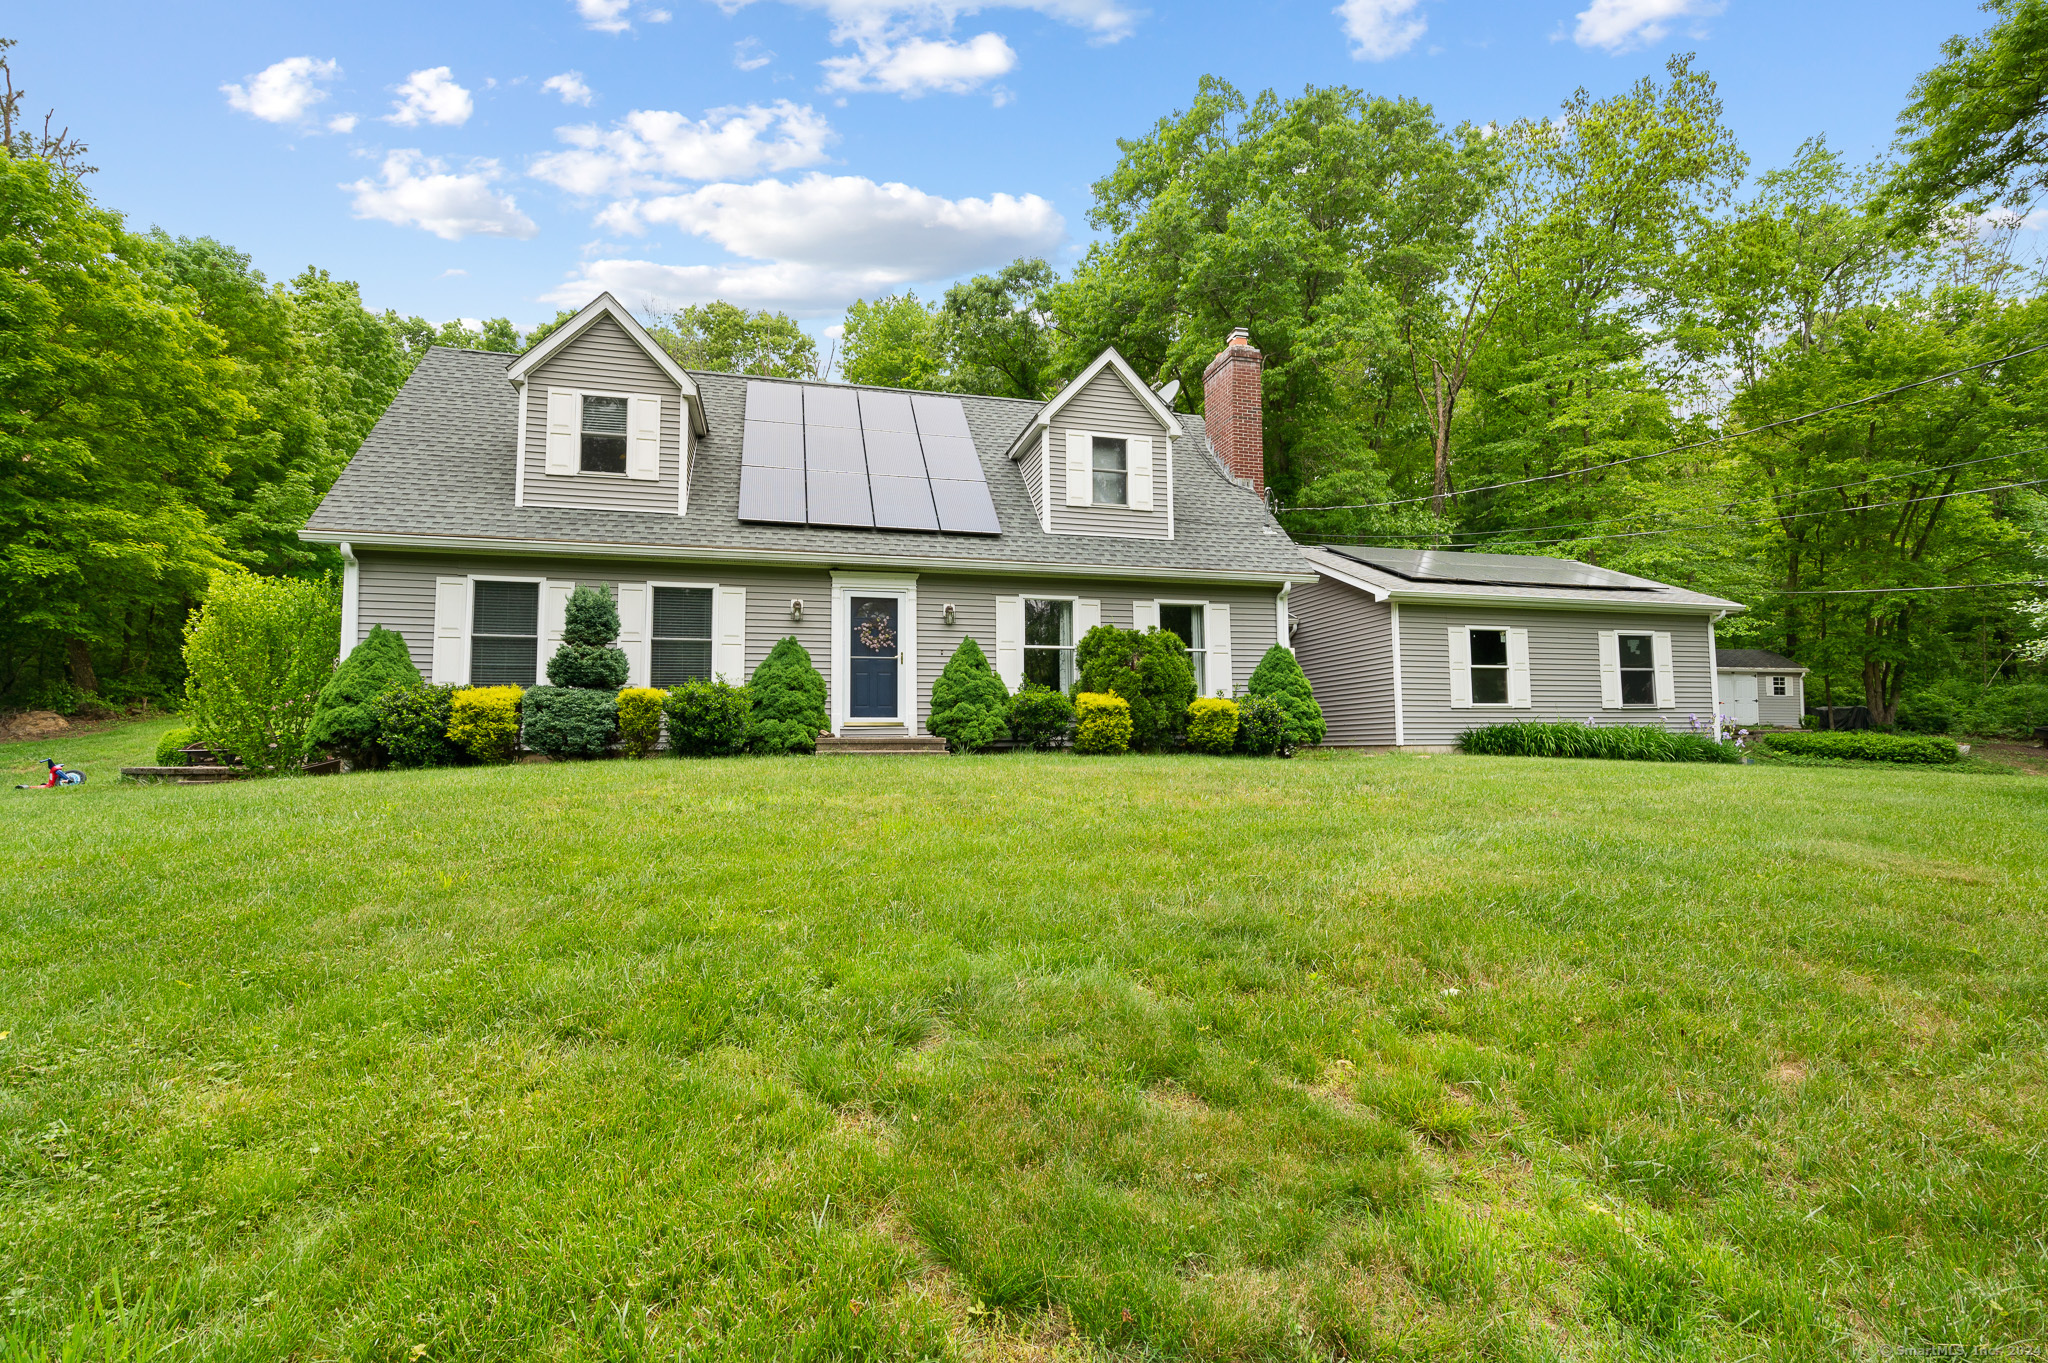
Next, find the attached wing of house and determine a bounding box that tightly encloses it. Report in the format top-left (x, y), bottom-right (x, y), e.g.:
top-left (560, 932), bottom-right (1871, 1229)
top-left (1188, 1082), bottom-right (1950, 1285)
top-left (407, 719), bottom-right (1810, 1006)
top-left (300, 293), bottom-right (1314, 739)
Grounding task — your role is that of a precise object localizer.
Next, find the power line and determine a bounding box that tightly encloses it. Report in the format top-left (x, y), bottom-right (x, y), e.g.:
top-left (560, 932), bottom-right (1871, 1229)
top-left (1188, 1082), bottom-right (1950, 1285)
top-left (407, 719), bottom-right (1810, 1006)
top-left (1276, 338), bottom-right (2048, 515)
top-left (1774, 580), bottom-right (2048, 596)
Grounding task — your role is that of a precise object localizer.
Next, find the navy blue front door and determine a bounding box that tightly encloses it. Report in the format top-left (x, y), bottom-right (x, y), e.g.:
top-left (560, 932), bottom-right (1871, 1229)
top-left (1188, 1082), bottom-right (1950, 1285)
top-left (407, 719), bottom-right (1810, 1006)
top-left (849, 596), bottom-right (899, 718)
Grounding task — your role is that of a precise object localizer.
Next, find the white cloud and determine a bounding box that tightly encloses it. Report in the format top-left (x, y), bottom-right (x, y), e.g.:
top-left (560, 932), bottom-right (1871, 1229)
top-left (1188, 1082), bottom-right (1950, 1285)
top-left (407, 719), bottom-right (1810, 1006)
top-left (541, 258), bottom-right (913, 314)
top-left (734, 37), bottom-right (775, 69)
top-left (821, 33), bottom-right (1016, 97)
top-left (756, 0), bottom-right (1136, 43)
top-left (222, 57), bottom-right (340, 124)
top-left (1572, 0), bottom-right (1723, 52)
top-left (327, 113), bottom-right (360, 134)
top-left (530, 101), bottom-right (835, 195)
top-left (1335, 0), bottom-right (1425, 60)
top-left (346, 151), bottom-right (538, 240)
top-left (543, 71), bottom-right (595, 106)
top-left (441, 268), bottom-right (470, 277)
top-left (576, 0), bottom-right (634, 30)
top-left (386, 67), bottom-right (475, 126)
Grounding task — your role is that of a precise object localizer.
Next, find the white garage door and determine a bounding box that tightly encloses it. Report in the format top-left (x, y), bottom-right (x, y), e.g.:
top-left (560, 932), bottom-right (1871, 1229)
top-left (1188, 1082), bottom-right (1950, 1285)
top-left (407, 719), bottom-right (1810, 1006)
top-left (1722, 672), bottom-right (1758, 726)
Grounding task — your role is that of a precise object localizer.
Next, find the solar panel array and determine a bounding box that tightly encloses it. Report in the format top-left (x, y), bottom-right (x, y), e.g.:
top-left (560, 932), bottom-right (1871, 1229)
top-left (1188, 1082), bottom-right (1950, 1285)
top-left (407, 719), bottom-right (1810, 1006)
top-left (737, 382), bottom-right (1001, 536)
top-left (1329, 545), bottom-right (1662, 592)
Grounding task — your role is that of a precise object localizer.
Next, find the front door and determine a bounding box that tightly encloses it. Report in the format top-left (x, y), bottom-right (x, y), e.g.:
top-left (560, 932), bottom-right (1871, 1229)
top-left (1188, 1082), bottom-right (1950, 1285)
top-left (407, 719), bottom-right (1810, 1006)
top-left (849, 595), bottom-right (900, 719)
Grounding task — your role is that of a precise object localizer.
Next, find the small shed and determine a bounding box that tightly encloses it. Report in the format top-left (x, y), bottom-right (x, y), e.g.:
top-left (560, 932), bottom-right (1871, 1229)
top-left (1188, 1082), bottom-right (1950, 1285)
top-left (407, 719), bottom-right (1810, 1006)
top-left (1716, 649), bottom-right (1807, 728)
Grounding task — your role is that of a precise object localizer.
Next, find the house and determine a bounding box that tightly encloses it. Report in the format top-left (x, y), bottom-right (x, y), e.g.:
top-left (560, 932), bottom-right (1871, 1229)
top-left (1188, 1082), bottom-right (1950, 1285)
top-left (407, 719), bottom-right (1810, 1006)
top-left (299, 296), bottom-right (1313, 740)
top-left (1290, 545), bottom-right (1744, 749)
top-left (1715, 649), bottom-right (1808, 728)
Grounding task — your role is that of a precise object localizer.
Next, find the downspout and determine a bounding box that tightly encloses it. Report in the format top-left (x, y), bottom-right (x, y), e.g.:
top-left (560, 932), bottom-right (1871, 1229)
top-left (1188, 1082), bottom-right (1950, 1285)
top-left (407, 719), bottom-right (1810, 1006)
top-left (1708, 610), bottom-right (1723, 725)
top-left (339, 542), bottom-right (360, 663)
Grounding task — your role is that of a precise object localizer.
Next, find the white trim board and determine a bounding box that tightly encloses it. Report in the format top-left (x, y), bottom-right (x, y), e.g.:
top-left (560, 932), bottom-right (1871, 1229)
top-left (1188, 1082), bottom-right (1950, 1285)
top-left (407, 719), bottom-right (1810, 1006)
top-left (830, 571), bottom-right (919, 737)
top-left (506, 292), bottom-right (708, 435)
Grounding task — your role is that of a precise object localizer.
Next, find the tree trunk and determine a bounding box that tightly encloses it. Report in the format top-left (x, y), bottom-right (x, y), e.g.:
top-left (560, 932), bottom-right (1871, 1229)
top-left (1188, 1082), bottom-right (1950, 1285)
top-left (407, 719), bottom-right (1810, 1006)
top-left (65, 638), bottom-right (98, 695)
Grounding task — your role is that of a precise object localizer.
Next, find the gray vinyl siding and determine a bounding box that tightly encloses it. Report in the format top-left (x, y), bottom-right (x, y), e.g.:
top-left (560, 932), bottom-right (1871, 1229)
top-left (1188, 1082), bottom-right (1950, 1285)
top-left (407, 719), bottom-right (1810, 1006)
top-left (1290, 574), bottom-right (1396, 747)
top-left (1396, 603), bottom-right (1719, 746)
top-left (1046, 368), bottom-right (1172, 539)
top-left (1018, 431), bottom-right (1047, 528)
top-left (521, 315), bottom-right (686, 515)
top-left (1758, 676), bottom-right (1804, 727)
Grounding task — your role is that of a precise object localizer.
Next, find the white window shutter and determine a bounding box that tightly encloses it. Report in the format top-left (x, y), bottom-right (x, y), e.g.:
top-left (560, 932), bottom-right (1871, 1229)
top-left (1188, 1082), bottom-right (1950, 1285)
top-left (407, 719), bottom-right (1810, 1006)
top-left (1507, 627), bottom-right (1531, 708)
top-left (616, 582), bottom-right (649, 686)
top-left (433, 577), bottom-right (469, 685)
top-left (1128, 435), bottom-right (1153, 511)
top-left (1448, 626), bottom-right (1471, 709)
top-left (545, 389), bottom-right (578, 475)
top-left (627, 395), bottom-right (661, 481)
top-left (1652, 631), bottom-right (1676, 708)
top-left (1132, 600), bottom-right (1160, 634)
top-left (1075, 599), bottom-right (1102, 641)
top-left (1065, 430), bottom-right (1091, 506)
top-left (1598, 630), bottom-right (1621, 709)
top-left (543, 580), bottom-right (574, 647)
top-left (713, 586), bottom-right (747, 683)
top-left (993, 595), bottom-right (1025, 691)
top-left (1206, 603), bottom-right (1232, 696)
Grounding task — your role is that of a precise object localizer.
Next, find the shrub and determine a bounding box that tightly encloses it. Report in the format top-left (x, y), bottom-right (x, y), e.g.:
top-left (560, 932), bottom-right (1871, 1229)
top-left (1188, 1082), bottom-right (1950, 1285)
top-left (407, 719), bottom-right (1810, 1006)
top-left (1007, 684), bottom-right (1076, 750)
top-left (1186, 697), bottom-right (1240, 754)
top-left (522, 685), bottom-right (618, 760)
top-left (1458, 721), bottom-right (1738, 763)
top-left (1247, 645), bottom-right (1326, 749)
top-left (1896, 678), bottom-right (2048, 738)
top-left (307, 626), bottom-right (422, 767)
top-left (928, 637), bottom-right (1010, 753)
top-left (546, 585), bottom-right (629, 691)
top-left (1759, 730), bottom-right (1961, 765)
top-left (154, 726), bottom-right (198, 767)
top-left (1234, 694), bottom-right (1289, 757)
top-left (664, 679), bottom-right (752, 757)
top-left (747, 636), bottom-right (829, 755)
top-left (448, 686), bottom-right (524, 764)
top-left (1075, 625), bottom-right (1195, 751)
top-left (182, 571), bottom-right (342, 774)
top-left (617, 687), bottom-right (666, 758)
top-left (1074, 692), bottom-right (1133, 755)
top-left (374, 684), bottom-right (461, 768)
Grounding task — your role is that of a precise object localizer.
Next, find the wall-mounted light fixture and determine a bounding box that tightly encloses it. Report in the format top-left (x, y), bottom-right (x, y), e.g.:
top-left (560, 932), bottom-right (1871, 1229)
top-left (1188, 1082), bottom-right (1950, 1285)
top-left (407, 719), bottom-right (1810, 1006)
top-left (790, 598), bottom-right (804, 622)
top-left (942, 602), bottom-right (957, 625)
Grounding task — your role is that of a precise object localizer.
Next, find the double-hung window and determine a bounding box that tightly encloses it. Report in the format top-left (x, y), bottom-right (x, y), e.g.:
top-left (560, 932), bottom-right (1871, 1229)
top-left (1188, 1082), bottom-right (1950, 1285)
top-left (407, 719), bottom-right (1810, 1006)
top-left (581, 395), bottom-right (629, 473)
top-left (472, 581), bottom-right (540, 686)
top-left (651, 586), bottom-right (714, 686)
top-left (1023, 598), bottom-right (1075, 689)
top-left (1617, 633), bottom-right (1656, 705)
top-left (1467, 627), bottom-right (1509, 705)
top-left (1091, 436), bottom-right (1128, 506)
top-left (1159, 604), bottom-right (1206, 696)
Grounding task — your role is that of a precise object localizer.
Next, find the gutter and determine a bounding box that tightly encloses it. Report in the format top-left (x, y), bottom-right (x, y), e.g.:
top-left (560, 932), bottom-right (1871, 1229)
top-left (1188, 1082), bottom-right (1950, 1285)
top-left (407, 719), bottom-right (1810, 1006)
top-left (1382, 590), bottom-right (1742, 616)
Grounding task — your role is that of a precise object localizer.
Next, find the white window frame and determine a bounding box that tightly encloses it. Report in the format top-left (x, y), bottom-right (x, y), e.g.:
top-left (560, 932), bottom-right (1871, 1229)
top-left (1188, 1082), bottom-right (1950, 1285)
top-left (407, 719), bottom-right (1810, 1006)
top-left (829, 572), bottom-right (918, 736)
top-left (575, 389), bottom-right (635, 476)
top-left (1090, 435), bottom-right (1129, 507)
top-left (644, 580), bottom-right (719, 689)
top-left (467, 574), bottom-right (546, 688)
top-left (1449, 623), bottom-right (1531, 710)
top-left (1154, 599), bottom-right (1208, 697)
top-left (1770, 675), bottom-right (1788, 697)
top-left (1616, 632), bottom-right (1658, 708)
top-left (1021, 595), bottom-right (1080, 692)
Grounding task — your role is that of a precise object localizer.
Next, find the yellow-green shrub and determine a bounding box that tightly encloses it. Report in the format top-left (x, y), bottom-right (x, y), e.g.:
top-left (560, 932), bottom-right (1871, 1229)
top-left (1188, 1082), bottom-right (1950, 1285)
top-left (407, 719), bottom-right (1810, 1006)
top-left (617, 687), bottom-right (666, 758)
top-left (1074, 692), bottom-right (1133, 755)
top-left (1186, 696), bottom-right (1239, 754)
top-left (448, 686), bottom-right (523, 764)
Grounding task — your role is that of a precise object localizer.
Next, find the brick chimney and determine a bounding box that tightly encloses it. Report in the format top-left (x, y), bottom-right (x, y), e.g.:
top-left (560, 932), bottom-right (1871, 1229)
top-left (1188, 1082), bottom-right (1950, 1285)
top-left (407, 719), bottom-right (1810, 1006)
top-left (1202, 327), bottom-right (1264, 492)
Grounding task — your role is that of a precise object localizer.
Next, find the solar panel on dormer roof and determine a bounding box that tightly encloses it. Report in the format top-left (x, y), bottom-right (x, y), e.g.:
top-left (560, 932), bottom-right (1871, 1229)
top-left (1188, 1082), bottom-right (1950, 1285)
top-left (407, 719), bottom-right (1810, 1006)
top-left (1326, 545), bottom-right (1664, 592)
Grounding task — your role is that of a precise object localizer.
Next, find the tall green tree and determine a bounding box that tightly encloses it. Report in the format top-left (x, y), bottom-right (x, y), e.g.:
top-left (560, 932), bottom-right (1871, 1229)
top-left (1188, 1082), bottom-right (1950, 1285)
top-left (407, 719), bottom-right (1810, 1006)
top-left (840, 291), bottom-right (948, 390)
top-left (942, 258), bottom-right (1060, 400)
top-left (647, 301), bottom-right (817, 377)
top-left (1881, 0), bottom-right (2048, 230)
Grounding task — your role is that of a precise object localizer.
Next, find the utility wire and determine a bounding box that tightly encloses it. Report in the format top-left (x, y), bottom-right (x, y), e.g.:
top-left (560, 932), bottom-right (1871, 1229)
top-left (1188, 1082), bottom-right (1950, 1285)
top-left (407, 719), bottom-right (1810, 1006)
top-left (1276, 338), bottom-right (2048, 515)
top-left (1774, 580), bottom-right (2048, 596)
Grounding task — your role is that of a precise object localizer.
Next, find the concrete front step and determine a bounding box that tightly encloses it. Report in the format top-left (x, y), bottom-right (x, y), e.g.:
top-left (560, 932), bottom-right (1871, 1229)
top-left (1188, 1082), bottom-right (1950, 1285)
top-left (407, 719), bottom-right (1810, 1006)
top-left (816, 734), bottom-right (949, 755)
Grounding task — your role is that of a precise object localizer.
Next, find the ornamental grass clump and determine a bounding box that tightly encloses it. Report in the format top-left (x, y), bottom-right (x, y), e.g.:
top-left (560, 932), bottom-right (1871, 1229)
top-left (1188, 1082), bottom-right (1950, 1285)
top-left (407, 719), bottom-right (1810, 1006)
top-left (1075, 625), bottom-right (1195, 752)
top-left (616, 687), bottom-right (666, 758)
top-left (545, 586), bottom-right (629, 691)
top-left (1186, 697), bottom-right (1240, 754)
top-left (747, 636), bottom-right (829, 755)
top-left (1074, 692), bottom-right (1133, 755)
top-left (1233, 694), bottom-right (1289, 756)
top-left (521, 687), bottom-right (618, 760)
top-left (448, 686), bottom-right (524, 764)
top-left (182, 571), bottom-right (342, 775)
top-left (1761, 730), bottom-right (1961, 764)
top-left (928, 637), bottom-right (1009, 753)
top-left (1007, 684), bottom-right (1076, 750)
top-left (374, 684), bottom-right (462, 768)
top-left (664, 679), bottom-right (751, 757)
top-left (1247, 645), bottom-right (1326, 749)
top-left (1458, 721), bottom-right (1736, 763)
top-left (308, 626), bottom-right (422, 768)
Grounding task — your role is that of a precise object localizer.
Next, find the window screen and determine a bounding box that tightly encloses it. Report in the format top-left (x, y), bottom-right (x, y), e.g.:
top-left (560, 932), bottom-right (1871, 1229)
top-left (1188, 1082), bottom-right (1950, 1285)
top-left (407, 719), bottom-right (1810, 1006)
top-left (1091, 436), bottom-right (1127, 506)
top-left (1023, 598), bottom-right (1074, 690)
top-left (651, 586), bottom-right (714, 686)
top-left (472, 580), bottom-right (540, 686)
top-left (581, 395), bottom-right (628, 473)
top-left (1618, 633), bottom-right (1655, 705)
top-left (1469, 628), bottom-right (1508, 705)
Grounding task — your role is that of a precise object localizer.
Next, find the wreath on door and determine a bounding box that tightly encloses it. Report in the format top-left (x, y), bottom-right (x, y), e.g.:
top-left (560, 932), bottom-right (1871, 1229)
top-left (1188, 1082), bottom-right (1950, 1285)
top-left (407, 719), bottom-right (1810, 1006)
top-left (856, 603), bottom-right (897, 654)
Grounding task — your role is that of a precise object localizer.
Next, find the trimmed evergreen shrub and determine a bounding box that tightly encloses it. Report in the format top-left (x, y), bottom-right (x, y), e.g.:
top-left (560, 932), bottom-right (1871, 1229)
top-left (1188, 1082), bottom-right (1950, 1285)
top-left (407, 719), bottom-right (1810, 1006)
top-left (928, 637), bottom-right (1010, 753)
top-left (154, 727), bottom-right (198, 767)
top-left (664, 679), bottom-right (752, 757)
top-left (1458, 721), bottom-right (1738, 763)
top-left (617, 687), bottom-right (666, 758)
top-left (1074, 692), bottom-right (1133, 755)
top-left (448, 686), bottom-right (524, 764)
top-left (747, 636), bottom-right (830, 755)
top-left (1007, 684), bottom-right (1076, 750)
top-left (1247, 645), bottom-right (1326, 749)
top-left (546, 585), bottom-right (630, 691)
top-left (522, 685), bottom-right (618, 760)
top-left (1075, 625), bottom-right (1196, 752)
top-left (1186, 697), bottom-right (1240, 754)
top-left (374, 684), bottom-right (462, 768)
top-left (183, 571), bottom-right (342, 774)
top-left (1234, 694), bottom-right (1289, 757)
top-left (308, 626), bottom-right (423, 767)
top-left (1759, 730), bottom-right (1961, 764)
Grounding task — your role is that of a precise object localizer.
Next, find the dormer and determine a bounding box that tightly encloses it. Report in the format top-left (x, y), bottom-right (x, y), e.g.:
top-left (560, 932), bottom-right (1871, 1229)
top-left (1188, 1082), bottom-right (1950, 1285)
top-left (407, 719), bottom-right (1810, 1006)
top-left (506, 293), bottom-right (710, 516)
top-left (1007, 347), bottom-right (1182, 539)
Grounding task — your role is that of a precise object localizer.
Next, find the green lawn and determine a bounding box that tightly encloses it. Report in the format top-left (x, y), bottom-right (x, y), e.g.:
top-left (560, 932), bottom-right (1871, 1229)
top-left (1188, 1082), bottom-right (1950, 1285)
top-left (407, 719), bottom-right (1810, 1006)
top-left (3, 726), bottom-right (2044, 1361)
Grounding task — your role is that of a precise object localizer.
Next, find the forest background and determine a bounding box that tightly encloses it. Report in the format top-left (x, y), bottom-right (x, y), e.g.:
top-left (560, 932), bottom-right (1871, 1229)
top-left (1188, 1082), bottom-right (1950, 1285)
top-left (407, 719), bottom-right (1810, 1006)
top-left (3, 2), bottom-right (2044, 731)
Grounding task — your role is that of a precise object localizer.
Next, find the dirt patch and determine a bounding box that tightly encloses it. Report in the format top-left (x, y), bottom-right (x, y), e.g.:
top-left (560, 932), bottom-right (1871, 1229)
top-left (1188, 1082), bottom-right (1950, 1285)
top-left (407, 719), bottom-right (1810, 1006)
top-left (1769, 1060), bottom-right (1807, 1086)
top-left (1967, 739), bottom-right (2048, 776)
top-left (0, 711), bottom-right (71, 742)
top-left (1147, 1084), bottom-right (1211, 1116)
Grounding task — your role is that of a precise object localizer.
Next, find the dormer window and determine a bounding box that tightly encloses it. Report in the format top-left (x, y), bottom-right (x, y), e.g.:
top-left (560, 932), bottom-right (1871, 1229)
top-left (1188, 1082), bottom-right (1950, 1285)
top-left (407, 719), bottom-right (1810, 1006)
top-left (581, 395), bottom-right (629, 473)
top-left (1091, 436), bottom-right (1128, 506)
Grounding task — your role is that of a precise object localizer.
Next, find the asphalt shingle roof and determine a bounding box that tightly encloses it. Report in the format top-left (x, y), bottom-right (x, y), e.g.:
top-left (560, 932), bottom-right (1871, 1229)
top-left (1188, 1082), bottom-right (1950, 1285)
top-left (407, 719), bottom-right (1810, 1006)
top-left (1716, 649), bottom-right (1805, 670)
top-left (1306, 546), bottom-right (1743, 612)
top-left (303, 347), bottom-right (1314, 581)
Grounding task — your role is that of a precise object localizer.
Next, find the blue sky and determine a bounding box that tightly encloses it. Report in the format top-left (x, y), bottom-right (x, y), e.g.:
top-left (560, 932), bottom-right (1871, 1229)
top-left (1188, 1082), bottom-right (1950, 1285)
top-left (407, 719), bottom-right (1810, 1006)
top-left (13, 0), bottom-right (1985, 340)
